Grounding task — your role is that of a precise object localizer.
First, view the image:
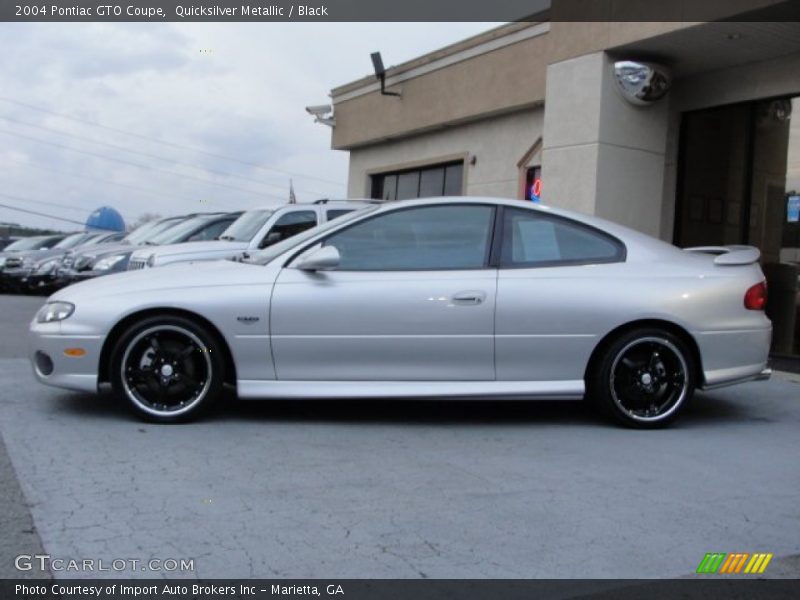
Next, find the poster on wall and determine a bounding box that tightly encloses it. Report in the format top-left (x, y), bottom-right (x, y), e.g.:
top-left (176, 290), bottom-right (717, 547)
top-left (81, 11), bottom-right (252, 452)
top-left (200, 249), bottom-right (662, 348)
top-left (788, 195), bottom-right (800, 223)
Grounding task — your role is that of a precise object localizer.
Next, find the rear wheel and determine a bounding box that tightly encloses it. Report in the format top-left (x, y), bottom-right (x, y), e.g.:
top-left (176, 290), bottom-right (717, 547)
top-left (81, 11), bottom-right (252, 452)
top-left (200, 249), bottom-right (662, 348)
top-left (110, 316), bottom-right (225, 423)
top-left (590, 328), bottom-right (695, 428)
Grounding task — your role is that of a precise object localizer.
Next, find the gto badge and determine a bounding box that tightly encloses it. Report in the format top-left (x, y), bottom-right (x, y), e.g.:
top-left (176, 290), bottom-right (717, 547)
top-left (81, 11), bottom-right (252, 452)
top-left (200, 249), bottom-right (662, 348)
top-left (236, 316), bottom-right (260, 324)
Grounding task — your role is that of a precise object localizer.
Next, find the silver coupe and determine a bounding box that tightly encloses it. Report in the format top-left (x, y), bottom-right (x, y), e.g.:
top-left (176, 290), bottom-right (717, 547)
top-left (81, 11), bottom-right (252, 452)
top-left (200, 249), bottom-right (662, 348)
top-left (29, 197), bottom-right (771, 428)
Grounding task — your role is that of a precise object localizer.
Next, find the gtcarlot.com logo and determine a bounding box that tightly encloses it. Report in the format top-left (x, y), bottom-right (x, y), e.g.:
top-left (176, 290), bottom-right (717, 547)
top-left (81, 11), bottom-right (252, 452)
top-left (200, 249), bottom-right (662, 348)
top-left (696, 552), bottom-right (773, 575)
top-left (15, 554), bottom-right (194, 573)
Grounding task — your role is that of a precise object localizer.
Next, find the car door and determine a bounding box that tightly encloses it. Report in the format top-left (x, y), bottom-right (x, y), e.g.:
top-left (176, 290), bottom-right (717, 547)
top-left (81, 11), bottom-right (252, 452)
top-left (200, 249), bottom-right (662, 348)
top-left (494, 206), bottom-right (626, 382)
top-left (270, 204), bottom-right (498, 381)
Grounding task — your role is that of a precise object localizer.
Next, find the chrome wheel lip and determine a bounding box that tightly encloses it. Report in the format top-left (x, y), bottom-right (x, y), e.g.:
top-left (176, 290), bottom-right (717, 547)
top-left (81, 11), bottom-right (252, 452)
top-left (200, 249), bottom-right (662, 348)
top-left (609, 336), bottom-right (689, 423)
top-left (120, 324), bottom-right (212, 418)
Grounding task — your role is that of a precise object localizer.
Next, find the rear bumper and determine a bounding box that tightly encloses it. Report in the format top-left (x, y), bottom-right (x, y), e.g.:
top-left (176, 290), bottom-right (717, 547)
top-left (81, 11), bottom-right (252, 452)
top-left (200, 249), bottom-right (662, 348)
top-left (701, 366), bottom-right (771, 390)
top-left (694, 326), bottom-right (772, 390)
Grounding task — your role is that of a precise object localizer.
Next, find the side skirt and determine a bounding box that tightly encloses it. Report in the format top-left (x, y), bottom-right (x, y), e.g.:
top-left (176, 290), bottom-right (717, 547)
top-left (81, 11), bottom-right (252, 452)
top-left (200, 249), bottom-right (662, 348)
top-left (237, 380), bottom-right (585, 401)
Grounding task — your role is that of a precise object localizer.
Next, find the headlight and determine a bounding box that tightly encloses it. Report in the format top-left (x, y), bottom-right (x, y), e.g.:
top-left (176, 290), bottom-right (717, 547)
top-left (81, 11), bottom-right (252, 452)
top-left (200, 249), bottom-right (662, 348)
top-left (0, 257), bottom-right (6, 268)
top-left (146, 253), bottom-right (156, 267)
top-left (35, 259), bottom-right (59, 274)
top-left (94, 254), bottom-right (127, 271)
top-left (36, 301), bottom-right (75, 323)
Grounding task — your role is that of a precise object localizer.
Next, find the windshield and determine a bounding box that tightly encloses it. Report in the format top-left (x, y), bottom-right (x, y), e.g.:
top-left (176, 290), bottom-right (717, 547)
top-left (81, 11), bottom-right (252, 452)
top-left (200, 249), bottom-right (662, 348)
top-left (146, 215), bottom-right (221, 245)
top-left (248, 205), bottom-right (378, 265)
top-left (219, 209), bottom-right (274, 242)
top-left (134, 218), bottom-right (186, 245)
top-left (123, 219), bottom-right (164, 244)
top-left (54, 232), bottom-right (92, 249)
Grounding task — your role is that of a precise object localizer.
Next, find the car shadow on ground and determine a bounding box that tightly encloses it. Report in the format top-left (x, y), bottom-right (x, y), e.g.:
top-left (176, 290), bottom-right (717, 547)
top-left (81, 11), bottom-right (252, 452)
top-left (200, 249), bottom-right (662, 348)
top-left (48, 388), bottom-right (770, 429)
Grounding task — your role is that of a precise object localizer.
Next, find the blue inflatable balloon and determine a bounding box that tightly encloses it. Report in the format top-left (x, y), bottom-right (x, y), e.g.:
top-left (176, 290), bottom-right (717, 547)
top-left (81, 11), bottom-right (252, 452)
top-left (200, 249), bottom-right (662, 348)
top-left (86, 206), bottom-right (125, 232)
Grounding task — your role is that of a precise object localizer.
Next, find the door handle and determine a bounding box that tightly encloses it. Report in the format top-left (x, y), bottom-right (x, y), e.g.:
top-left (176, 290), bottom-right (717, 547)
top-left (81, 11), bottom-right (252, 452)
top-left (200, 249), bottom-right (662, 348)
top-left (452, 291), bottom-right (486, 305)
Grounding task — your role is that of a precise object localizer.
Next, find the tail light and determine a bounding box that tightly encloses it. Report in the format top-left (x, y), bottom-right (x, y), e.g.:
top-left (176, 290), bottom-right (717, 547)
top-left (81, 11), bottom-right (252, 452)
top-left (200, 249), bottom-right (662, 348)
top-left (744, 281), bottom-right (767, 310)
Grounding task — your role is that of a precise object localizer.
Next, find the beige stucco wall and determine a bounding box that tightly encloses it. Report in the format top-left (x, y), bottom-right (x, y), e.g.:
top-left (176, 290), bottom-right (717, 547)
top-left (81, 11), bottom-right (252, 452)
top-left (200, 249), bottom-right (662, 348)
top-left (346, 108), bottom-right (544, 199)
top-left (541, 51), bottom-right (670, 238)
top-left (332, 28), bottom-right (548, 151)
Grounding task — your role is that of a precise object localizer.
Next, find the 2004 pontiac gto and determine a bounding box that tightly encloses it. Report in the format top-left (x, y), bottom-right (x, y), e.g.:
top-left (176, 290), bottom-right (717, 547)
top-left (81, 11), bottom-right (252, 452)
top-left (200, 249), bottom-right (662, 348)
top-left (29, 197), bottom-right (771, 427)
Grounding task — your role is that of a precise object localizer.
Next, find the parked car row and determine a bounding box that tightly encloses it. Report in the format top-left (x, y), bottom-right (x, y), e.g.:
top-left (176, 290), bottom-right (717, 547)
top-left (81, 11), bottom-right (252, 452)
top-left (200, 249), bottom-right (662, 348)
top-left (1, 201), bottom-right (367, 295)
top-left (0, 211), bottom-right (237, 294)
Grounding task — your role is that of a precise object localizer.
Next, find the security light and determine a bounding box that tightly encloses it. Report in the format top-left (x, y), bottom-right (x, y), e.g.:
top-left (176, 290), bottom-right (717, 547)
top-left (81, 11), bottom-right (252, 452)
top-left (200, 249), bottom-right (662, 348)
top-left (370, 51), bottom-right (401, 97)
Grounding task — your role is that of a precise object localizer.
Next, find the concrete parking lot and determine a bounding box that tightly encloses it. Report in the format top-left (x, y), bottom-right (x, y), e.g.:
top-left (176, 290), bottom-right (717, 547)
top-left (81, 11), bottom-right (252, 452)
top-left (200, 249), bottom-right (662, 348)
top-left (0, 293), bottom-right (798, 580)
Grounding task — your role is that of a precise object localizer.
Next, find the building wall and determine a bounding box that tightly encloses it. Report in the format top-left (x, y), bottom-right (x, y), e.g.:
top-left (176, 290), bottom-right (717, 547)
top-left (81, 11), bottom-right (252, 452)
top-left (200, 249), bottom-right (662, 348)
top-left (332, 24), bottom-right (549, 150)
top-left (541, 52), bottom-right (670, 238)
top-left (346, 108), bottom-right (544, 199)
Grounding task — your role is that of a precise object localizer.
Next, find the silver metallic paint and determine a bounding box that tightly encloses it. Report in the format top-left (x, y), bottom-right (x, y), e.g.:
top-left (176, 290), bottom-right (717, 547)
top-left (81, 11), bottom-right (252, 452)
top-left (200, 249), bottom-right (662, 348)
top-left (29, 197), bottom-right (772, 402)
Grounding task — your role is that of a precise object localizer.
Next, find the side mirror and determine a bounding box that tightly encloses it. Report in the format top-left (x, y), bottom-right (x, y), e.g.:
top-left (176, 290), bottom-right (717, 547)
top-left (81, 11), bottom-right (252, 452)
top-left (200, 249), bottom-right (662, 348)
top-left (259, 231), bottom-right (282, 249)
top-left (295, 246), bottom-right (340, 271)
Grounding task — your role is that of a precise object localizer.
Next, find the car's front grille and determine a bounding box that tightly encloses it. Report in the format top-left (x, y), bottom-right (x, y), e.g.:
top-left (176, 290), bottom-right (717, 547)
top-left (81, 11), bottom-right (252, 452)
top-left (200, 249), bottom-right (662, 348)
top-left (61, 256), bottom-right (74, 268)
top-left (4, 257), bottom-right (22, 268)
top-left (128, 259), bottom-right (147, 271)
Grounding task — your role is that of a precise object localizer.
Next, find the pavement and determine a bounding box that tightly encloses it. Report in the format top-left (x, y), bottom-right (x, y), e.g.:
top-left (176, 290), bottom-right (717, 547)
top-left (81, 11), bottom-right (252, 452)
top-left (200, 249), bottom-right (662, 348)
top-left (0, 293), bottom-right (798, 580)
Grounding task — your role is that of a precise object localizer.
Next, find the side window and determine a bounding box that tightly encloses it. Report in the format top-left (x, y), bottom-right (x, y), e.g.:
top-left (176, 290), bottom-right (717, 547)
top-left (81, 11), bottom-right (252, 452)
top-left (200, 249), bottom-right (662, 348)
top-left (324, 205), bottom-right (494, 271)
top-left (260, 211), bottom-right (317, 248)
top-left (326, 209), bottom-right (354, 221)
top-left (501, 208), bottom-right (624, 267)
top-left (188, 219), bottom-right (233, 242)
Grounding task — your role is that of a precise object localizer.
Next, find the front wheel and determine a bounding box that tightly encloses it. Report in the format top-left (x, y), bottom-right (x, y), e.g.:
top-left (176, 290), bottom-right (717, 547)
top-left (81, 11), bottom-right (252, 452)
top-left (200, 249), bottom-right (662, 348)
top-left (589, 328), bottom-right (695, 428)
top-left (110, 316), bottom-right (225, 423)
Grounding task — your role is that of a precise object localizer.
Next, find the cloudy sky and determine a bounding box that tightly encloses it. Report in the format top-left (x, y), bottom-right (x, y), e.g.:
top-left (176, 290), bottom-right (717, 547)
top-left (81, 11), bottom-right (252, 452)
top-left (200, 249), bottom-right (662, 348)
top-left (0, 22), bottom-right (499, 231)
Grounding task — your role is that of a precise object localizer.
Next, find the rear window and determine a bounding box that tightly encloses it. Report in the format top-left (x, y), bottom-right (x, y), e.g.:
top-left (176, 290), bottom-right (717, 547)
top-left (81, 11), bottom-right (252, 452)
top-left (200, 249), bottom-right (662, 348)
top-left (501, 208), bottom-right (624, 267)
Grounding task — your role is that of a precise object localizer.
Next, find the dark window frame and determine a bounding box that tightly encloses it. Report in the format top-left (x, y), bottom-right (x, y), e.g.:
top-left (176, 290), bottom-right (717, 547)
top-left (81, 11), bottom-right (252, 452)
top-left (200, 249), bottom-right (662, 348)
top-left (370, 160), bottom-right (464, 201)
top-left (494, 206), bottom-right (627, 269)
top-left (259, 210), bottom-right (318, 248)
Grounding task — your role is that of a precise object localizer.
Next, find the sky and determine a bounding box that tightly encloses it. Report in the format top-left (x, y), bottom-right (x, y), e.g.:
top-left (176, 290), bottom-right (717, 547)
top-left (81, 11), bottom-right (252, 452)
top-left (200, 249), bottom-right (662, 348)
top-left (0, 22), bottom-right (500, 231)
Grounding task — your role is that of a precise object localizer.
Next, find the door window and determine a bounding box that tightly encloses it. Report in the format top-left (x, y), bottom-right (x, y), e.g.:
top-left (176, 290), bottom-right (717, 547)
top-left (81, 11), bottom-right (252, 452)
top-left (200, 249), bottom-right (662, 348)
top-left (501, 208), bottom-right (624, 267)
top-left (260, 211), bottom-right (317, 248)
top-left (324, 205), bottom-right (494, 270)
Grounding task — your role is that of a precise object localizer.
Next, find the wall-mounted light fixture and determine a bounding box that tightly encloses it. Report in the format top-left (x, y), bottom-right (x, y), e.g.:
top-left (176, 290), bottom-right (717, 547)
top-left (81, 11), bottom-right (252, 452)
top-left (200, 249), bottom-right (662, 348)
top-left (370, 52), bottom-right (401, 97)
top-left (613, 61), bottom-right (672, 106)
top-left (305, 104), bottom-right (335, 127)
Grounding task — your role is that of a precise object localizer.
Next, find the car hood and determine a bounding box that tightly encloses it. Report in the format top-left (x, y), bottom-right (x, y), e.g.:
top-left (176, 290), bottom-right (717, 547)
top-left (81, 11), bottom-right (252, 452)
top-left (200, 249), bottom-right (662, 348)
top-left (70, 242), bottom-right (134, 261)
top-left (52, 259), bottom-right (264, 301)
top-left (132, 240), bottom-right (248, 259)
top-left (2, 248), bottom-right (63, 266)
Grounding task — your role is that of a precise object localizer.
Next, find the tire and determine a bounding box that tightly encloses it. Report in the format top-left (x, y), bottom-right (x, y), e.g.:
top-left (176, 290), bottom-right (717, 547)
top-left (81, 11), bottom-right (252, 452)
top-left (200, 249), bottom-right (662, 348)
top-left (110, 315), bottom-right (226, 423)
top-left (589, 327), bottom-right (696, 429)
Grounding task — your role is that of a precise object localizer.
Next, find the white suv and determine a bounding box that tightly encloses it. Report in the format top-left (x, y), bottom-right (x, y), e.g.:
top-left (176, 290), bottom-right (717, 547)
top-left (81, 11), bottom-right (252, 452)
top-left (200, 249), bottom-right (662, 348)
top-left (128, 201), bottom-right (370, 270)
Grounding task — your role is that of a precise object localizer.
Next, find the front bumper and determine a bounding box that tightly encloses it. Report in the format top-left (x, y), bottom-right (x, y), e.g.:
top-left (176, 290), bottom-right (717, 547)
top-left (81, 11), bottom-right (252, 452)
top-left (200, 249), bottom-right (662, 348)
top-left (1, 267), bottom-right (33, 292)
top-left (29, 321), bottom-right (103, 393)
top-left (26, 271), bottom-right (62, 292)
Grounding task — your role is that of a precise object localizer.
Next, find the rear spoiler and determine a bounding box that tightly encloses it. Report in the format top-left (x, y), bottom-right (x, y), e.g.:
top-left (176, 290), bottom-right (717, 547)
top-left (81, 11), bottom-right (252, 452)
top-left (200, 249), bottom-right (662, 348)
top-left (683, 245), bottom-right (760, 266)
